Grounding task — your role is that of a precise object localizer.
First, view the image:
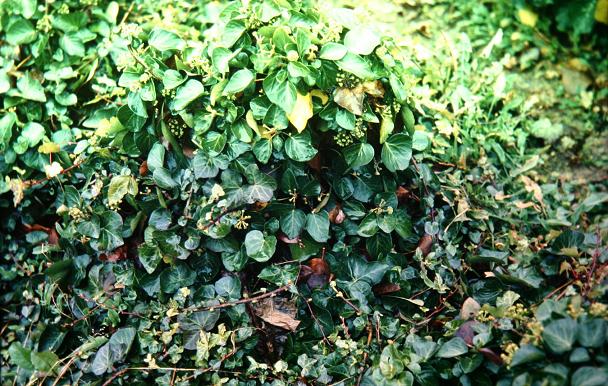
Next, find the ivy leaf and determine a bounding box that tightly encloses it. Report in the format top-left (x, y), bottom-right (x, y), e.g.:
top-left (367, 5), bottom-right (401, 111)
top-left (244, 165), bottom-right (277, 203)
top-left (149, 28), bottom-right (185, 51)
top-left (543, 318), bottom-right (577, 354)
top-left (203, 131), bottom-right (227, 155)
top-left (172, 79), bottom-right (205, 111)
top-left (285, 132), bottom-right (317, 162)
top-left (343, 143), bottom-right (374, 168)
top-left (223, 69), bottom-right (254, 95)
top-left (60, 34), bottom-right (85, 57)
top-left (160, 264), bottom-right (196, 293)
top-left (138, 244), bottom-right (161, 274)
top-left (306, 212), bottom-right (330, 243)
top-left (436, 337), bottom-right (468, 358)
top-left (17, 73), bottom-right (46, 102)
top-left (8, 342), bottom-right (34, 370)
top-left (381, 133), bottom-right (412, 172)
top-left (336, 53), bottom-right (376, 80)
top-left (346, 257), bottom-right (388, 284)
top-left (280, 209), bottom-right (306, 239)
top-left (214, 276), bottom-right (241, 299)
top-left (319, 42), bottom-right (348, 60)
top-left (108, 327), bottom-right (136, 360)
top-left (571, 367), bottom-right (608, 386)
top-left (153, 168), bottom-right (178, 189)
top-left (253, 139), bottom-right (272, 164)
top-left (245, 230), bottom-right (277, 262)
top-left (510, 344), bottom-right (545, 367)
top-left (212, 47), bottom-right (239, 74)
top-left (344, 28), bottom-right (381, 55)
top-left (91, 211), bottom-right (124, 252)
top-left (147, 142), bottom-right (165, 173)
top-left (31, 351), bottom-right (59, 372)
top-left (577, 319), bottom-right (606, 348)
top-left (20, 122), bottom-right (45, 148)
top-left (263, 71), bottom-right (296, 113)
top-left (222, 20), bottom-right (246, 48)
top-left (91, 344), bottom-right (113, 375)
top-left (163, 70), bottom-right (186, 90)
top-left (107, 175), bottom-right (138, 205)
top-left (6, 18), bottom-right (37, 45)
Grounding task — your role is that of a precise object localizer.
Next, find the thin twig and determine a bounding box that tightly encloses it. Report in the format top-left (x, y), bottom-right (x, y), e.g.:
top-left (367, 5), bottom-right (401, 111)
top-left (26, 160), bottom-right (84, 188)
top-left (186, 284), bottom-right (292, 312)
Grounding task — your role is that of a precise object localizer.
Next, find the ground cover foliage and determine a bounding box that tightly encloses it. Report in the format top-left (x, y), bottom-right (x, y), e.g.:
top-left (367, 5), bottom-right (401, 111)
top-left (0, 0), bottom-right (607, 385)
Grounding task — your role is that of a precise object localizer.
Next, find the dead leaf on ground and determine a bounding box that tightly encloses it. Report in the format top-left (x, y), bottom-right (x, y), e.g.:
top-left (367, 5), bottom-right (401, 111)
top-left (560, 67), bottom-right (592, 95)
top-left (520, 175), bottom-right (544, 206)
top-left (253, 297), bottom-right (300, 332)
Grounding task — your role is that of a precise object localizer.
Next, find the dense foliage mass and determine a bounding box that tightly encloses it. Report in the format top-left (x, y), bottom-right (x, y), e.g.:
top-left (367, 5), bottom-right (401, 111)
top-left (1, 0), bottom-right (607, 385)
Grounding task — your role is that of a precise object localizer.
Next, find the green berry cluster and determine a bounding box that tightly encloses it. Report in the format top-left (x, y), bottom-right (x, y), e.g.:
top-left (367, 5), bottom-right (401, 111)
top-left (353, 118), bottom-right (366, 139)
top-left (80, 0), bottom-right (99, 6)
top-left (334, 131), bottom-right (354, 147)
top-left (168, 117), bottom-right (186, 139)
top-left (58, 3), bottom-right (70, 14)
top-left (323, 24), bottom-right (343, 43)
top-left (36, 15), bottom-right (52, 33)
top-left (108, 199), bottom-right (122, 211)
top-left (68, 207), bottom-right (88, 222)
top-left (505, 303), bottom-right (529, 320)
top-left (161, 88), bottom-right (177, 98)
top-left (336, 71), bottom-right (359, 88)
top-left (246, 15), bottom-right (264, 30)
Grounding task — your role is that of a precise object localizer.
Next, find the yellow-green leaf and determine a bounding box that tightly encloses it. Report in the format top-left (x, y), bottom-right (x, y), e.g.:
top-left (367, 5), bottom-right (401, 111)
top-left (517, 8), bottom-right (538, 27)
top-left (38, 142), bottom-right (61, 154)
top-left (288, 92), bottom-right (313, 133)
top-left (379, 116), bottom-right (394, 144)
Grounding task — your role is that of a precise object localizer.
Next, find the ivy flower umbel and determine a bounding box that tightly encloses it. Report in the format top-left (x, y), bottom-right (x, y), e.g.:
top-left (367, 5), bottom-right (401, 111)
top-left (235, 211), bottom-right (252, 230)
top-left (500, 342), bottom-right (519, 366)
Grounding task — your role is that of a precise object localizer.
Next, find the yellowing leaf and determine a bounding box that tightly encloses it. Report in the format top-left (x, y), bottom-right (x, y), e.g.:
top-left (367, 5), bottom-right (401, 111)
top-left (379, 116), bottom-right (394, 144)
top-left (38, 142), bottom-right (61, 154)
top-left (310, 89), bottom-right (329, 105)
top-left (246, 110), bottom-right (273, 139)
top-left (596, 0), bottom-right (608, 24)
top-left (517, 8), bottom-right (538, 27)
top-left (288, 92), bottom-right (313, 133)
top-left (362, 80), bottom-right (385, 97)
top-left (436, 119), bottom-right (458, 138)
top-left (95, 116), bottom-right (122, 137)
top-left (246, 110), bottom-right (260, 136)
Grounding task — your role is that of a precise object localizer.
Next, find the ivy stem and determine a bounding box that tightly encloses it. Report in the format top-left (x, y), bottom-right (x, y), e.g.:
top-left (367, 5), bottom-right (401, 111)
top-left (185, 284), bottom-right (293, 312)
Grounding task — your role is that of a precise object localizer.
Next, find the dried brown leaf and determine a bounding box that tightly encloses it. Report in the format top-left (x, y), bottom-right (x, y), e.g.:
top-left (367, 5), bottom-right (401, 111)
top-left (333, 85), bottom-right (365, 115)
top-left (253, 298), bottom-right (300, 331)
